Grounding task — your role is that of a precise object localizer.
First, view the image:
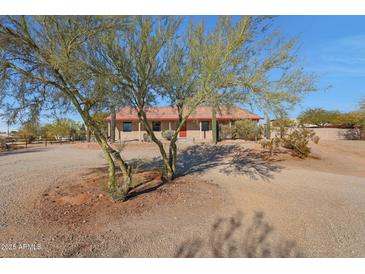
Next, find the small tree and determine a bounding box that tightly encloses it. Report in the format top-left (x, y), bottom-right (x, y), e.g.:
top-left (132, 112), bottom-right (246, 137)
top-left (332, 111), bottom-right (364, 128)
top-left (272, 112), bottom-right (295, 138)
top-left (298, 108), bottom-right (339, 127)
top-left (44, 118), bottom-right (86, 140)
top-left (18, 121), bottom-right (41, 143)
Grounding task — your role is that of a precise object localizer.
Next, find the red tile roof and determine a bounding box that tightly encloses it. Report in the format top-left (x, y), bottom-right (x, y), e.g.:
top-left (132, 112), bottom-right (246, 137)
top-left (107, 106), bottom-right (261, 121)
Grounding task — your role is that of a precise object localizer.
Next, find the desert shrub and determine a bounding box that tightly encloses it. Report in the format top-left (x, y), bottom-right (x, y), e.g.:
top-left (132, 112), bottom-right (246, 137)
top-left (234, 120), bottom-right (262, 141)
top-left (0, 136), bottom-right (6, 151)
top-left (312, 135), bottom-right (320, 144)
top-left (272, 117), bottom-right (295, 138)
top-left (281, 126), bottom-right (316, 158)
top-left (260, 137), bottom-right (281, 156)
top-left (220, 124), bottom-right (235, 139)
top-left (162, 129), bottom-right (174, 141)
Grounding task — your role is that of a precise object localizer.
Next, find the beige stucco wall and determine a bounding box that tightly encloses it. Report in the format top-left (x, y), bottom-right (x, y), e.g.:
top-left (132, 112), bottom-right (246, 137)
top-left (270, 127), bottom-right (362, 141)
top-left (109, 120), bottom-right (214, 142)
top-left (311, 128), bottom-right (361, 140)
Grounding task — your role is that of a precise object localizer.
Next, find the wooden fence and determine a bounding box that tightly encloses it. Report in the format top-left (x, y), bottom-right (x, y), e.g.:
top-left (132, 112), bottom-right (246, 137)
top-left (0, 137), bottom-right (84, 151)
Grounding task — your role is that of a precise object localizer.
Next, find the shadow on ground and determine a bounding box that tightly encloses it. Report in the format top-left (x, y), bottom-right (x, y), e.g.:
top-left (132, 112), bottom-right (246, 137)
top-left (140, 144), bottom-right (283, 182)
top-left (177, 144), bottom-right (283, 181)
top-left (0, 147), bottom-right (49, 156)
top-left (175, 211), bottom-right (302, 258)
top-left (85, 144), bottom-right (283, 201)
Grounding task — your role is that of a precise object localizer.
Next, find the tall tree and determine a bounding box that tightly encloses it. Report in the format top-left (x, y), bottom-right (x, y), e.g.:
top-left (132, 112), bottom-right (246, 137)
top-left (98, 16), bottom-right (183, 180)
top-left (197, 16), bottom-right (317, 143)
top-left (100, 16), bottom-right (213, 180)
top-left (156, 20), bottom-right (207, 175)
top-left (0, 16), bottom-right (133, 200)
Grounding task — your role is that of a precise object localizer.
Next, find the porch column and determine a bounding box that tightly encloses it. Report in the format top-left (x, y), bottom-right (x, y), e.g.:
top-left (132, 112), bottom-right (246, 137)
top-left (229, 120), bottom-right (232, 128)
top-left (199, 121), bottom-right (202, 139)
top-left (138, 122), bottom-right (141, 142)
top-left (107, 122), bottom-right (111, 138)
top-left (169, 121), bottom-right (171, 130)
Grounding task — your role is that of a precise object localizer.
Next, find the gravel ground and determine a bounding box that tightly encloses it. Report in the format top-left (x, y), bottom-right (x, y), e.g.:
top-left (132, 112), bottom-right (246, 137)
top-left (0, 141), bottom-right (365, 257)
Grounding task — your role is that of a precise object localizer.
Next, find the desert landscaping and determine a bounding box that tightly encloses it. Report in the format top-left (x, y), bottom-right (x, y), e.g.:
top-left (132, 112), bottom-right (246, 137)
top-left (0, 15), bottom-right (365, 264)
top-left (1, 139), bottom-right (364, 257)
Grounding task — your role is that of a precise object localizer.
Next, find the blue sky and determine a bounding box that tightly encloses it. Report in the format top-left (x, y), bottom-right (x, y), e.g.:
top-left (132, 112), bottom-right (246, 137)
top-left (1, 16), bottom-right (365, 132)
top-left (272, 16), bottom-right (365, 117)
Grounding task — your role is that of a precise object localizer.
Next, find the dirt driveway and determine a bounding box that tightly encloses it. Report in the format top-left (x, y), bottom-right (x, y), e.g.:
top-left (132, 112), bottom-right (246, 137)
top-left (0, 140), bottom-right (364, 257)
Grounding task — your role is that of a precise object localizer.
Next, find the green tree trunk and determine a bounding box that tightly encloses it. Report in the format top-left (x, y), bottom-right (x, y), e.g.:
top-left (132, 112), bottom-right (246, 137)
top-left (138, 112), bottom-right (174, 180)
top-left (110, 105), bottom-right (116, 142)
top-left (212, 107), bottom-right (217, 144)
top-left (86, 127), bottom-right (91, 143)
top-left (265, 118), bottom-right (271, 139)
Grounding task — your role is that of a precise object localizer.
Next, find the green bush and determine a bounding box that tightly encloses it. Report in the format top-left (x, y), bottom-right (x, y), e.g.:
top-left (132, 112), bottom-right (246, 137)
top-left (219, 120), bottom-right (262, 141)
top-left (162, 130), bottom-right (175, 141)
top-left (234, 120), bottom-right (262, 141)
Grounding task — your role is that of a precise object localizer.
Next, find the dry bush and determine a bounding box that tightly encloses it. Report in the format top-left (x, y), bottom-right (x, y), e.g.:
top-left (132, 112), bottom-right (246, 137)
top-left (260, 137), bottom-right (281, 156)
top-left (220, 124), bottom-right (235, 139)
top-left (261, 124), bottom-right (319, 159)
top-left (162, 130), bottom-right (174, 141)
top-left (220, 120), bottom-right (263, 141)
top-left (0, 136), bottom-right (6, 151)
top-left (281, 126), bottom-right (317, 158)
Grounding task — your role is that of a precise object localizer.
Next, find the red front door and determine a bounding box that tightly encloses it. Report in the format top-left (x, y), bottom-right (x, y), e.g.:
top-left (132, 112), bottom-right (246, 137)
top-left (179, 122), bottom-right (187, 137)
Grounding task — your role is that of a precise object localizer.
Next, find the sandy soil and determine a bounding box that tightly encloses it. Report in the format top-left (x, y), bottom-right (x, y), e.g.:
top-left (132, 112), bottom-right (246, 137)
top-left (0, 140), bottom-right (364, 257)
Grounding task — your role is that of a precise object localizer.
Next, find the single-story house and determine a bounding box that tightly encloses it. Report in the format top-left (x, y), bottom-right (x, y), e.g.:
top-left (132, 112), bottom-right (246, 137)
top-left (106, 106), bottom-right (262, 142)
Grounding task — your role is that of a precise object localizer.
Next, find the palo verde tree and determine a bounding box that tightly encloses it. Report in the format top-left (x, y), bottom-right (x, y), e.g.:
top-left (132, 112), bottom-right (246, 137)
top-left (97, 16), bottom-right (206, 180)
top-left (197, 16), bottom-right (317, 143)
top-left (298, 108), bottom-right (339, 127)
top-left (0, 16), bottom-right (133, 200)
top-left (155, 20), bottom-right (210, 176)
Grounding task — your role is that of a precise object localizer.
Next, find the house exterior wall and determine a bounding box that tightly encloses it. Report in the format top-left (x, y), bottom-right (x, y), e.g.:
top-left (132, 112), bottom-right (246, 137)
top-left (109, 119), bottom-right (248, 142)
top-left (109, 120), bottom-right (214, 142)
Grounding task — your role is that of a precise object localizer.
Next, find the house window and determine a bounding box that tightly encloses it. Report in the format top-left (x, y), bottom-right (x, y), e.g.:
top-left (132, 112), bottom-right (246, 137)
top-left (201, 121), bottom-right (209, 131)
top-left (152, 121), bottom-right (161, 132)
top-left (122, 122), bottom-right (132, 132)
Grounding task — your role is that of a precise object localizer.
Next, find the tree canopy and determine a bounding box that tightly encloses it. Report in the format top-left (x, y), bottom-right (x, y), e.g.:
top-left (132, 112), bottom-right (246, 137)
top-left (0, 15), bottom-right (319, 199)
top-left (298, 108), bottom-right (339, 127)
